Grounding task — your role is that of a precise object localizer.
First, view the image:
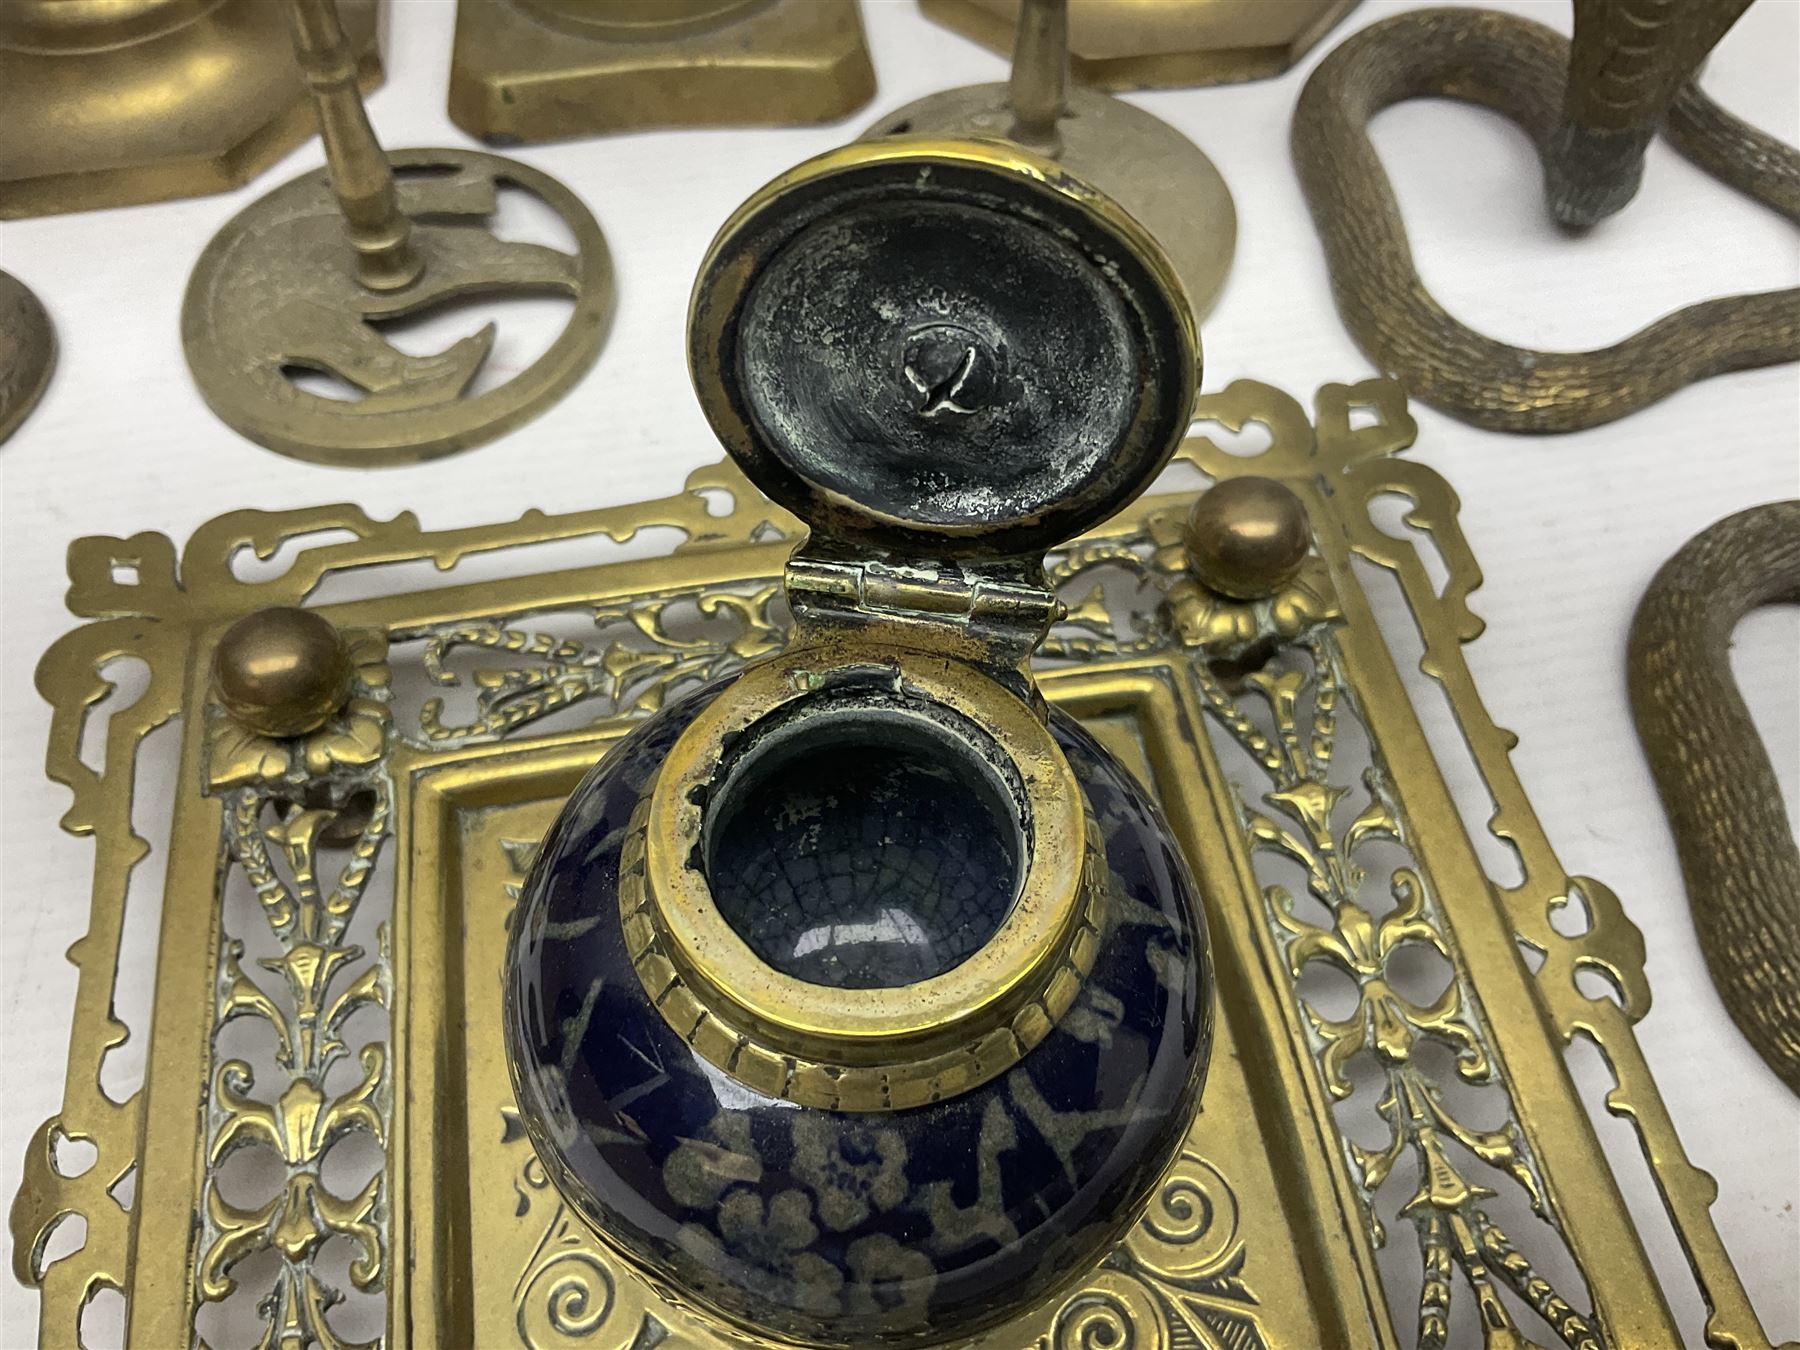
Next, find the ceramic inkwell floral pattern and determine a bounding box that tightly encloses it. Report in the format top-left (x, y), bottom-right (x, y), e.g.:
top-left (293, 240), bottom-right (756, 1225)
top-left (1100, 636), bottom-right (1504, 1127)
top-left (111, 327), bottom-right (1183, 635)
top-left (505, 140), bottom-right (1216, 1347)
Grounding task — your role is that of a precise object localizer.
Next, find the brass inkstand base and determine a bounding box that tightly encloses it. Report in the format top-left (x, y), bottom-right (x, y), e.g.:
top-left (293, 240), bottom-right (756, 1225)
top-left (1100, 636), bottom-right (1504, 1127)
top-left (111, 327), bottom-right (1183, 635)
top-left (448, 0), bottom-right (876, 145)
top-left (0, 0), bottom-right (383, 220)
top-left (10, 379), bottom-right (1788, 1348)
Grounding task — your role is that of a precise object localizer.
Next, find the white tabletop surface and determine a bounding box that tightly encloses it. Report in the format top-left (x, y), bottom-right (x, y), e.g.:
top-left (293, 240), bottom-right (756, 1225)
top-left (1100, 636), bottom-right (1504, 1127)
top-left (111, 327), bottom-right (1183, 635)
top-left (3, 0), bottom-right (1796, 1345)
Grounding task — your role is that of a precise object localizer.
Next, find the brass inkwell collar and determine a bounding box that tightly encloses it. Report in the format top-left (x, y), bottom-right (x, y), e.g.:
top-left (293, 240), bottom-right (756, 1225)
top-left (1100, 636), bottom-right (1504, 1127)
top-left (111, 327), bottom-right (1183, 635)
top-left (623, 138), bottom-right (1196, 1111)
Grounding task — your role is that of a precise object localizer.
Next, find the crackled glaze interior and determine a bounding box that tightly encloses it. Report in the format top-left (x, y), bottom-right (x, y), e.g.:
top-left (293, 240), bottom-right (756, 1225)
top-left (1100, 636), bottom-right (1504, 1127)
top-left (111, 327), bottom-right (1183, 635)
top-left (703, 702), bottom-right (1026, 989)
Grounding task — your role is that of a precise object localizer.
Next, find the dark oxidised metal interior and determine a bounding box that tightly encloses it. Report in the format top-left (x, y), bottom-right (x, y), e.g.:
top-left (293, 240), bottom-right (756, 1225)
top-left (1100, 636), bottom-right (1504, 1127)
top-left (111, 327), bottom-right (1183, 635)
top-left (690, 151), bottom-right (1195, 559)
top-left (738, 198), bottom-right (1136, 537)
top-left (700, 684), bottom-right (1028, 990)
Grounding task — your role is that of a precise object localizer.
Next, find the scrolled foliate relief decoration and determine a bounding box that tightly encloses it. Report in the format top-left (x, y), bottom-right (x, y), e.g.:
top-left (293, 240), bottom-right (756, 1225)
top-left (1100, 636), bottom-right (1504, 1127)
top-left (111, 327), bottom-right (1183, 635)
top-left (1224, 636), bottom-right (1598, 1349)
top-left (1050, 1150), bottom-right (1270, 1350)
top-left (1046, 534), bottom-right (1600, 1343)
top-left (411, 584), bottom-right (786, 749)
top-left (12, 384), bottom-right (1783, 1350)
top-left (197, 631), bottom-right (396, 1349)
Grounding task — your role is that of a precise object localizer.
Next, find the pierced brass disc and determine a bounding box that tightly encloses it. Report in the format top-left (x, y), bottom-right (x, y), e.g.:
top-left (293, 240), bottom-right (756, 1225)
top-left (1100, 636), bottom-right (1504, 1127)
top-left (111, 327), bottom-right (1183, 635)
top-left (0, 270), bottom-right (56, 445)
top-left (180, 146), bottom-right (613, 467)
top-left (864, 84), bottom-right (1236, 320)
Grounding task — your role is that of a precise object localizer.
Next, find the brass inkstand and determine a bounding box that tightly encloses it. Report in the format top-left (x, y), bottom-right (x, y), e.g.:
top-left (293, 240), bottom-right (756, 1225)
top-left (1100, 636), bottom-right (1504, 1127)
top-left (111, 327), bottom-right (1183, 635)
top-left (505, 139), bottom-right (1213, 1345)
top-left (11, 15), bottom-right (1794, 1346)
top-left (0, 0), bottom-right (383, 219)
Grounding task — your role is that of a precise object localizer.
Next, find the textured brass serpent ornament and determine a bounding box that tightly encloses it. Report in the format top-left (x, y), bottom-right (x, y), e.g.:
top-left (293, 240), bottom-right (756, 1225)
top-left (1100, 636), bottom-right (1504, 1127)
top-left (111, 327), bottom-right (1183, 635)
top-left (1293, 4), bottom-right (1800, 433)
top-left (182, 0), bottom-right (613, 466)
top-left (1629, 501), bottom-right (1800, 1095)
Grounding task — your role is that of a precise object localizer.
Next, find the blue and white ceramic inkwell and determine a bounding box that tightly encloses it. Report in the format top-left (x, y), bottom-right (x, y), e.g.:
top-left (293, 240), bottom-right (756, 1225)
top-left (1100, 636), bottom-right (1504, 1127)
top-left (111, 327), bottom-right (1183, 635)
top-left (506, 138), bottom-right (1215, 1347)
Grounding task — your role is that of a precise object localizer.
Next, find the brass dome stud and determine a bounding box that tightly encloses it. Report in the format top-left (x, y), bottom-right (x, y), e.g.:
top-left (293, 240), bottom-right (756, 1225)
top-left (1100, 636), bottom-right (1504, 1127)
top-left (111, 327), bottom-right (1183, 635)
top-left (1184, 476), bottom-right (1311, 600)
top-left (212, 607), bottom-right (355, 739)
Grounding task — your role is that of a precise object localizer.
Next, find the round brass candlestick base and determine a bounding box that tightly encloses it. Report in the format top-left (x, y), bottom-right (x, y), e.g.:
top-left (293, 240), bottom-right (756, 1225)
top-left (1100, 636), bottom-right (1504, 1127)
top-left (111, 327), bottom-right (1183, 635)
top-left (0, 271), bottom-right (56, 445)
top-left (920, 0), bottom-right (1360, 90)
top-left (864, 84), bottom-right (1236, 320)
top-left (181, 146), bottom-right (613, 467)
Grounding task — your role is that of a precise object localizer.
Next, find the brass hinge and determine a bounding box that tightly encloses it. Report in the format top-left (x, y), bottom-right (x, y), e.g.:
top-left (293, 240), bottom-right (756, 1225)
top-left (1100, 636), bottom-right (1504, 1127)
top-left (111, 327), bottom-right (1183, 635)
top-left (785, 557), bottom-right (1060, 658)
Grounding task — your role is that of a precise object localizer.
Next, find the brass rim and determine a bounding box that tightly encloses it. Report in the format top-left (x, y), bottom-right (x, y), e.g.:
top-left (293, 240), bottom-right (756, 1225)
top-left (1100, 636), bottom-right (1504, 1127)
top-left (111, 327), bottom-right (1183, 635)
top-left (621, 649), bottom-right (1106, 1111)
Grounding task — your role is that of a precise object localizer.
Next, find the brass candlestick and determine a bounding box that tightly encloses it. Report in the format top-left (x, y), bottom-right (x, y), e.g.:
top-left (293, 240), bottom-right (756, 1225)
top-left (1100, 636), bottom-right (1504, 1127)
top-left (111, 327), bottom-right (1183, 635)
top-left (866, 0), bottom-right (1236, 322)
top-left (448, 0), bottom-right (876, 145)
top-left (0, 0), bottom-right (384, 220)
top-left (921, 0), bottom-right (1360, 90)
top-left (181, 0), bottom-right (614, 467)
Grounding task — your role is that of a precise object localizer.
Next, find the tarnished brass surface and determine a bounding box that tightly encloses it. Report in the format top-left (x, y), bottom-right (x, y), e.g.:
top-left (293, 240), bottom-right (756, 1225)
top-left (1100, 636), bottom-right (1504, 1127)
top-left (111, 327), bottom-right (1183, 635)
top-left (921, 0), bottom-right (1358, 88)
top-left (1629, 502), bottom-right (1800, 1096)
top-left (10, 378), bottom-right (1791, 1348)
top-left (448, 0), bottom-right (875, 144)
top-left (866, 0), bottom-right (1236, 321)
top-left (182, 0), bottom-right (613, 466)
top-left (0, 0), bottom-right (383, 220)
top-left (0, 270), bottom-right (56, 445)
top-left (1293, 5), bottom-right (1800, 433)
top-left (687, 135), bottom-right (1199, 563)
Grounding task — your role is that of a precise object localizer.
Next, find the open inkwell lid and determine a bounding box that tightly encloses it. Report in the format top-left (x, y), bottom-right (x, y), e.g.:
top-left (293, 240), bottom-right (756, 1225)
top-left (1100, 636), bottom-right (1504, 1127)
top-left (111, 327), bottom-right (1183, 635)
top-left (688, 140), bottom-right (1199, 561)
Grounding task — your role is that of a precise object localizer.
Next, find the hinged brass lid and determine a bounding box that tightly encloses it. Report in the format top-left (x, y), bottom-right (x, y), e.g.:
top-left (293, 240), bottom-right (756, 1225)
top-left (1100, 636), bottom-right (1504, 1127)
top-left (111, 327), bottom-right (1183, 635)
top-left (688, 140), bottom-right (1199, 563)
